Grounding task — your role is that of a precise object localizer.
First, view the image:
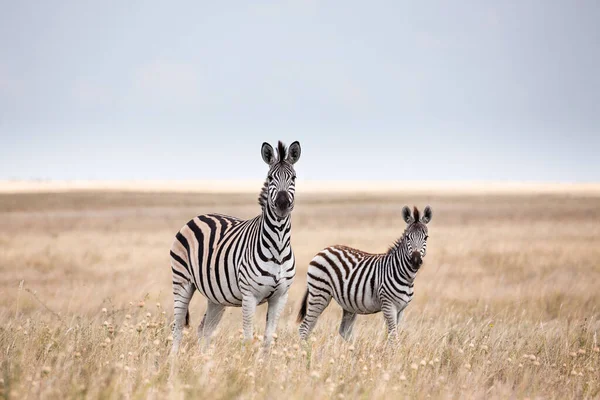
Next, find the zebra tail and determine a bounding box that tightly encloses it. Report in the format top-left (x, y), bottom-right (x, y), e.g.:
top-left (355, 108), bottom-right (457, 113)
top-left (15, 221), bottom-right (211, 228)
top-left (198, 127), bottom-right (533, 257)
top-left (185, 310), bottom-right (190, 328)
top-left (296, 289), bottom-right (309, 323)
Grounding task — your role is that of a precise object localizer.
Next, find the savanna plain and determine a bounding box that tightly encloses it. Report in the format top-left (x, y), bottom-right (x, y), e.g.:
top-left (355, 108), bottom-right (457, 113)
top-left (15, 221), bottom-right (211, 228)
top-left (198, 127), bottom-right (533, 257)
top-left (1, 188), bottom-right (599, 399)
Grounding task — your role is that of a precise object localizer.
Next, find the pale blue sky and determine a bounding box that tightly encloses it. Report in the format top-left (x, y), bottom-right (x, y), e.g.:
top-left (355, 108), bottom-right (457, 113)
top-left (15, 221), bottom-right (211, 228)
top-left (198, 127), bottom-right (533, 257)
top-left (1, 1), bottom-right (599, 181)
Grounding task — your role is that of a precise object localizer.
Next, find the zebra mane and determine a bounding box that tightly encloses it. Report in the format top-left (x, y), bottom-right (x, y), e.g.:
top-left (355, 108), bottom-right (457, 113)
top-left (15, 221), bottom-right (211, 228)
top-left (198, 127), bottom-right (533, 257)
top-left (277, 141), bottom-right (287, 162)
top-left (387, 231), bottom-right (407, 255)
top-left (258, 179), bottom-right (269, 211)
top-left (387, 215), bottom-right (418, 254)
top-left (258, 141), bottom-right (288, 211)
top-left (413, 206), bottom-right (420, 223)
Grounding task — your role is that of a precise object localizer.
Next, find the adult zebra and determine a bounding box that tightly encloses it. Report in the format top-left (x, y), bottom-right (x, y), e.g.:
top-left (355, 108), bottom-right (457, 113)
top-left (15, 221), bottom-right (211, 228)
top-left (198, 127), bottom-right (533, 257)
top-left (170, 141), bottom-right (301, 352)
top-left (297, 205), bottom-right (432, 342)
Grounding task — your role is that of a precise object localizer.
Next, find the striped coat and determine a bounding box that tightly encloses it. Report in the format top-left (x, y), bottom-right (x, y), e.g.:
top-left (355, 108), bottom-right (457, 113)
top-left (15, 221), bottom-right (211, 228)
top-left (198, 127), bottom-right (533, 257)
top-left (297, 205), bottom-right (432, 341)
top-left (170, 141), bottom-right (301, 352)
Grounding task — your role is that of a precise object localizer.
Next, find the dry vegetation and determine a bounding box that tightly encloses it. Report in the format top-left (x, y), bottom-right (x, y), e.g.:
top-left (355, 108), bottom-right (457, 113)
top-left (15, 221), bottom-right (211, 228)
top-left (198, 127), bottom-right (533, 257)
top-left (1, 189), bottom-right (599, 399)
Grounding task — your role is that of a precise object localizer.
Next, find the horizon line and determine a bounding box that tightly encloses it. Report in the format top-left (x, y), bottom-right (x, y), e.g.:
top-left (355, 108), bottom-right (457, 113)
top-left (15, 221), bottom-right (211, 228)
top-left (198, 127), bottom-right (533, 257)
top-left (1, 179), bottom-right (600, 196)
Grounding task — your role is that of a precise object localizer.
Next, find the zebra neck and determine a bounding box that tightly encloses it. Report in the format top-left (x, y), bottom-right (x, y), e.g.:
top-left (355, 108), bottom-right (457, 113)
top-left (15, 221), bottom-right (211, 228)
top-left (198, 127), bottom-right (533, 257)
top-left (388, 242), bottom-right (418, 282)
top-left (258, 206), bottom-right (292, 262)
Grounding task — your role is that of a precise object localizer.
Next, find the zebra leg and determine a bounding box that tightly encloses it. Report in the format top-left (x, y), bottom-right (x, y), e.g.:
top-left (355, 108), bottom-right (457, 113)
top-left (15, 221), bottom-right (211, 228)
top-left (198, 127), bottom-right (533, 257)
top-left (198, 302), bottom-right (225, 348)
top-left (338, 310), bottom-right (357, 341)
top-left (264, 293), bottom-right (288, 347)
top-left (242, 295), bottom-right (258, 342)
top-left (171, 281), bottom-right (195, 354)
top-left (381, 299), bottom-right (399, 343)
top-left (396, 309), bottom-right (404, 327)
top-left (298, 290), bottom-right (332, 341)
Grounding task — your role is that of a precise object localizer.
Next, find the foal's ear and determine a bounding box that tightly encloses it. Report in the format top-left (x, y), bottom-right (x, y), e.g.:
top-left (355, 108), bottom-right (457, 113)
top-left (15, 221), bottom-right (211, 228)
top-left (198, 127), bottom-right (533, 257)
top-left (261, 142), bottom-right (276, 165)
top-left (402, 206), bottom-right (414, 224)
top-left (287, 141), bottom-right (301, 164)
top-left (421, 205), bottom-right (433, 224)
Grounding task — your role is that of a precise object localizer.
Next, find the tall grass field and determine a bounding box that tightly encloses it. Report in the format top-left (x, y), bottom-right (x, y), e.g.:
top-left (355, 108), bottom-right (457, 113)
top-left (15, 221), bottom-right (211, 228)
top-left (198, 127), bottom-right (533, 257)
top-left (1, 188), bottom-right (599, 399)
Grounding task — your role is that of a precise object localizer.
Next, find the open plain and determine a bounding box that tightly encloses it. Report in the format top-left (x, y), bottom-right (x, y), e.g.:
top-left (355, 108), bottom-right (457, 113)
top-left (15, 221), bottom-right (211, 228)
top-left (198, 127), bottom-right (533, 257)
top-left (1, 185), bottom-right (599, 399)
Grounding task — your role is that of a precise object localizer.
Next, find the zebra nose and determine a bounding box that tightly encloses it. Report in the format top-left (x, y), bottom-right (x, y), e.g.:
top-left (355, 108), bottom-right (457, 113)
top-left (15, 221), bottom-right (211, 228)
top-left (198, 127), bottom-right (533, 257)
top-left (411, 251), bottom-right (422, 266)
top-left (275, 191), bottom-right (291, 210)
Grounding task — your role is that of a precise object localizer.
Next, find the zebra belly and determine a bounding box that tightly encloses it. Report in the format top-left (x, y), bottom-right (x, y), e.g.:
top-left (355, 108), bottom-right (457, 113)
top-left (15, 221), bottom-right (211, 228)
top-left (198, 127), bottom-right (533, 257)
top-left (194, 258), bottom-right (295, 309)
top-left (192, 254), bottom-right (245, 306)
top-left (195, 266), bottom-right (244, 307)
top-left (359, 296), bottom-right (382, 314)
top-left (333, 285), bottom-right (381, 315)
top-left (336, 294), bottom-right (381, 315)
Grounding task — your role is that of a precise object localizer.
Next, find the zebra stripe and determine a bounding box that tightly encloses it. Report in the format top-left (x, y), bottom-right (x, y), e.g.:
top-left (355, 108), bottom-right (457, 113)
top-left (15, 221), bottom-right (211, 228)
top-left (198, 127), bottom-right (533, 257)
top-left (298, 205), bottom-right (432, 342)
top-left (170, 141), bottom-right (301, 352)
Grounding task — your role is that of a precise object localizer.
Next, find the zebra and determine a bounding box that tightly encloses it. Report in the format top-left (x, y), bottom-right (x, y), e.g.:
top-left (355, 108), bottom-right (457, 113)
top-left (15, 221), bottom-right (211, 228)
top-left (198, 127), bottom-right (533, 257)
top-left (170, 141), bottom-right (301, 352)
top-left (297, 205), bottom-right (432, 342)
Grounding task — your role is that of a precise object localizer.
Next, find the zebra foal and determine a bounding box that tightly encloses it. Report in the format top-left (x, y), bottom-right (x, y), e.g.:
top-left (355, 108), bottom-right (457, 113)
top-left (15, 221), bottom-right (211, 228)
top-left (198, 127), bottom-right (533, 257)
top-left (297, 205), bottom-right (432, 342)
top-left (170, 141), bottom-right (301, 352)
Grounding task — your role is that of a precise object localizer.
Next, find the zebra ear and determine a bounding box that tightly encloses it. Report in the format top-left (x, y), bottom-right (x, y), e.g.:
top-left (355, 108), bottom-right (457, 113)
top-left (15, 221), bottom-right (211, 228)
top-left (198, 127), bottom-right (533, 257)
top-left (402, 206), bottom-right (414, 224)
top-left (421, 205), bottom-right (432, 224)
top-left (261, 142), bottom-right (276, 165)
top-left (287, 141), bottom-right (301, 164)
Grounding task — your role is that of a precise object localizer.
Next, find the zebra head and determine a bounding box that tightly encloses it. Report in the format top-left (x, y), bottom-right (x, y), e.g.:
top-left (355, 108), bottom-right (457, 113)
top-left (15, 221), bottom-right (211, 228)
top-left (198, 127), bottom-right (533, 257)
top-left (402, 205), bottom-right (432, 268)
top-left (260, 141), bottom-right (301, 219)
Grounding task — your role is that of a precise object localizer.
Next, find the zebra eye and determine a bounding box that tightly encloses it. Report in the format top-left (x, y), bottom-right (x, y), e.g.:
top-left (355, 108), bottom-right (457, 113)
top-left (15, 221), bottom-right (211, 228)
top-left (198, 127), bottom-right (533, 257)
top-left (268, 175), bottom-right (273, 181)
top-left (291, 175), bottom-right (296, 181)
top-left (424, 235), bottom-right (429, 240)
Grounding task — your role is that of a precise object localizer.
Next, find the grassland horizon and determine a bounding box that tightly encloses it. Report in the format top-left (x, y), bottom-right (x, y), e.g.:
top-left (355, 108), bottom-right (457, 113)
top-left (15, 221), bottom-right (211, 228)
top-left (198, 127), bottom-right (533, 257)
top-left (1, 179), bottom-right (600, 196)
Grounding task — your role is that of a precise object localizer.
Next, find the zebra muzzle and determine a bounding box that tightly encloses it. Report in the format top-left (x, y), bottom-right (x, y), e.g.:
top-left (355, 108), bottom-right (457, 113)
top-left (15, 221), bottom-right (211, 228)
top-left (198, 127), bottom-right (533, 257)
top-left (411, 251), bottom-right (422, 267)
top-left (274, 191), bottom-right (291, 212)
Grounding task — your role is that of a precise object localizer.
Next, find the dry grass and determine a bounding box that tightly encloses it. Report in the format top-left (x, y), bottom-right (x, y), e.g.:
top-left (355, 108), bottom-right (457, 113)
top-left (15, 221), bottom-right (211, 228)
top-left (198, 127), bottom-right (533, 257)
top-left (1, 190), bottom-right (599, 399)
